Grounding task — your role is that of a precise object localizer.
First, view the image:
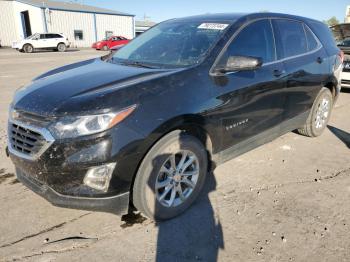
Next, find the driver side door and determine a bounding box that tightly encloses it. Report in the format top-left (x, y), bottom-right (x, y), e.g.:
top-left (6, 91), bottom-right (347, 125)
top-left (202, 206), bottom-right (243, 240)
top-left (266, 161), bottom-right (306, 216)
top-left (211, 19), bottom-right (287, 157)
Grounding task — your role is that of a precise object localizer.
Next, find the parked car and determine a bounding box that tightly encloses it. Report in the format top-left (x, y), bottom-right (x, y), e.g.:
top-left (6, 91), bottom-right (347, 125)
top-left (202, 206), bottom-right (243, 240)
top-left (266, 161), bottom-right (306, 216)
top-left (341, 58), bottom-right (350, 88)
top-left (7, 13), bottom-right (342, 221)
top-left (110, 44), bottom-right (125, 54)
top-left (12, 33), bottom-right (70, 53)
top-left (337, 38), bottom-right (350, 54)
top-left (92, 36), bottom-right (129, 51)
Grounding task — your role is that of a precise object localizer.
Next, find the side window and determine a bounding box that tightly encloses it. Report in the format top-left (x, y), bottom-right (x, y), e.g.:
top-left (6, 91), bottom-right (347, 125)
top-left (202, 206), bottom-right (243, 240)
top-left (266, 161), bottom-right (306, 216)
top-left (273, 19), bottom-right (307, 59)
top-left (46, 34), bottom-right (57, 39)
top-left (40, 34), bottom-right (47, 39)
top-left (74, 30), bottom-right (83, 41)
top-left (225, 19), bottom-right (276, 63)
top-left (54, 34), bottom-right (63, 38)
top-left (304, 25), bottom-right (319, 51)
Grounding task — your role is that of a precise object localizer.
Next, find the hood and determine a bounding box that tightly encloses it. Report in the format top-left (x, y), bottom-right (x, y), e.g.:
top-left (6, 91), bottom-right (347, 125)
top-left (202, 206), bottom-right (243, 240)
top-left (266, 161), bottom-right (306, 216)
top-left (13, 58), bottom-right (175, 117)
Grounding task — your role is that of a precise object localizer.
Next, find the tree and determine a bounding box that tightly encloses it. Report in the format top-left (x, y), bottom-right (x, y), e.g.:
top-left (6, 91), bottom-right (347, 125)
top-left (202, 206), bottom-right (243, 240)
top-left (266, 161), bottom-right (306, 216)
top-left (323, 16), bottom-right (340, 27)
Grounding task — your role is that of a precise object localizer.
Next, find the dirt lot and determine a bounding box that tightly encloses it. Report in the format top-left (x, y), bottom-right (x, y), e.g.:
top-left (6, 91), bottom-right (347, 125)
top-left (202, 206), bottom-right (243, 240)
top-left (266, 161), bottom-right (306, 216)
top-left (0, 48), bottom-right (349, 262)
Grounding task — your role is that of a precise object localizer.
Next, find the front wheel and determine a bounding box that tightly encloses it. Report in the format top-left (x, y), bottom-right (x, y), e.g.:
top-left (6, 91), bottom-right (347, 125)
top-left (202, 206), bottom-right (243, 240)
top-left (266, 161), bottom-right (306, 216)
top-left (297, 87), bottom-right (333, 137)
top-left (133, 130), bottom-right (208, 221)
top-left (102, 45), bottom-right (109, 51)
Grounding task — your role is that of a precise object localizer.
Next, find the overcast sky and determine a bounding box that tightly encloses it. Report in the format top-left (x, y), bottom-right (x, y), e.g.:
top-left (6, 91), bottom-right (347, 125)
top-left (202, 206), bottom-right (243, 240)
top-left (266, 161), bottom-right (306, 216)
top-left (80, 0), bottom-right (348, 23)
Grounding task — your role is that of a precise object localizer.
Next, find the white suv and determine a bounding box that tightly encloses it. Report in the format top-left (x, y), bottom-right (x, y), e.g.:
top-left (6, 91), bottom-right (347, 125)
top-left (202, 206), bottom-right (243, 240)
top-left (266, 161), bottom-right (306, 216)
top-left (12, 33), bottom-right (70, 53)
top-left (341, 59), bottom-right (350, 88)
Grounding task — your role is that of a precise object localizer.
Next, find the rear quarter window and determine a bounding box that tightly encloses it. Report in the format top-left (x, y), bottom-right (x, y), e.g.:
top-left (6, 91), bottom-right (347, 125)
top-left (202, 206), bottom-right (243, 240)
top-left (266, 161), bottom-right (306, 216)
top-left (304, 25), bottom-right (320, 51)
top-left (307, 20), bottom-right (339, 56)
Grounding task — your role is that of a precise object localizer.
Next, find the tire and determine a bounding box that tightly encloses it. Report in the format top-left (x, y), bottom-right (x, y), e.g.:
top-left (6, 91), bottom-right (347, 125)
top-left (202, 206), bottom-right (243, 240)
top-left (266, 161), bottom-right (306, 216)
top-left (133, 130), bottom-right (208, 221)
top-left (23, 44), bottom-right (33, 53)
top-left (57, 43), bottom-right (66, 52)
top-left (297, 87), bottom-right (333, 137)
top-left (102, 45), bottom-right (109, 51)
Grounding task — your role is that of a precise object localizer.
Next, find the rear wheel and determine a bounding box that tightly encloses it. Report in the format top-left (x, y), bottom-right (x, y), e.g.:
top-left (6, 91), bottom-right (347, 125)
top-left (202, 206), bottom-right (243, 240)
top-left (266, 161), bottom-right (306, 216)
top-left (23, 44), bottom-right (33, 53)
top-left (133, 130), bottom-right (208, 221)
top-left (57, 43), bottom-right (66, 52)
top-left (297, 87), bottom-right (333, 137)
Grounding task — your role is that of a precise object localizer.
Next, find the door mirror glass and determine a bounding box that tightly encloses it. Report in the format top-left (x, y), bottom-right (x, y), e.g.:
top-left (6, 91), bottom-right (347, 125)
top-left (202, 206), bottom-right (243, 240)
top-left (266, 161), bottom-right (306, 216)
top-left (217, 56), bottom-right (262, 73)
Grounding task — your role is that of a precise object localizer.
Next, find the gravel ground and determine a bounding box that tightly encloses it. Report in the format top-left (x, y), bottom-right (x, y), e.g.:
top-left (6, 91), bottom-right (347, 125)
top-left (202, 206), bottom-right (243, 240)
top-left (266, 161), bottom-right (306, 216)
top-left (0, 48), bottom-right (349, 262)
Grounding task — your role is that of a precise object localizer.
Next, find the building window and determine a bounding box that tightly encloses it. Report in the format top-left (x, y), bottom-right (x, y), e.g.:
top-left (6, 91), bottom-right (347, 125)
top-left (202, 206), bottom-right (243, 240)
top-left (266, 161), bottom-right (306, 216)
top-left (74, 30), bottom-right (83, 40)
top-left (105, 31), bottom-right (113, 39)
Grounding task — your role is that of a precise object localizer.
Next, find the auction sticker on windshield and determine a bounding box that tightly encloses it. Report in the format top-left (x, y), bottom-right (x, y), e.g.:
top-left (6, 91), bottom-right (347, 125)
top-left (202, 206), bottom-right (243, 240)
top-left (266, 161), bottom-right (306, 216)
top-left (198, 23), bottom-right (229, 30)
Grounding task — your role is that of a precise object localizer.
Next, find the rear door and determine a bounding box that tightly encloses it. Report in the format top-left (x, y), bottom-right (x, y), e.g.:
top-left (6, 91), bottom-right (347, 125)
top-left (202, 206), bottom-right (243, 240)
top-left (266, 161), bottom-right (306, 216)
top-left (272, 19), bottom-right (329, 123)
top-left (45, 34), bottom-right (61, 47)
top-left (32, 34), bottom-right (47, 48)
top-left (212, 19), bottom-right (287, 151)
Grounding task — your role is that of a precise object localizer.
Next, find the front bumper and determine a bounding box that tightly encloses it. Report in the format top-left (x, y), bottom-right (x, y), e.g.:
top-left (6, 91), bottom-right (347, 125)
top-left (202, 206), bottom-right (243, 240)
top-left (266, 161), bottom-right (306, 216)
top-left (16, 167), bottom-right (130, 214)
top-left (7, 115), bottom-right (146, 215)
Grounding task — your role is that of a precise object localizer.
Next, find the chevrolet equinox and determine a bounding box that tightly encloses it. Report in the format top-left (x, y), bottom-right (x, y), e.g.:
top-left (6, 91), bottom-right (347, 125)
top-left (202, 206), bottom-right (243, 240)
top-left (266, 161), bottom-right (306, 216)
top-left (7, 13), bottom-right (343, 220)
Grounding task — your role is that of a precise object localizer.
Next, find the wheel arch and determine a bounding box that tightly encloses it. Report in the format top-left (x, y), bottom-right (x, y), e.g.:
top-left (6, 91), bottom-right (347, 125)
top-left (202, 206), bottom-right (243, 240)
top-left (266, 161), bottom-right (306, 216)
top-left (323, 74), bottom-right (340, 101)
top-left (128, 114), bottom-right (217, 207)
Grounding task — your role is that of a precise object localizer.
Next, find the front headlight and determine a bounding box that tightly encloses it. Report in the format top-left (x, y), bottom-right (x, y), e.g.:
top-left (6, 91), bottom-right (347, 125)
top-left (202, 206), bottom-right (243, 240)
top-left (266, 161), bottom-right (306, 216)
top-left (49, 105), bottom-right (136, 139)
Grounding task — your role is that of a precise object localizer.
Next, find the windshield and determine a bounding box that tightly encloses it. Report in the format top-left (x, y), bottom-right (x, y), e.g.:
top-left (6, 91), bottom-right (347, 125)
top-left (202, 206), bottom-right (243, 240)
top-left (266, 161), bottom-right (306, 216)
top-left (113, 21), bottom-right (230, 68)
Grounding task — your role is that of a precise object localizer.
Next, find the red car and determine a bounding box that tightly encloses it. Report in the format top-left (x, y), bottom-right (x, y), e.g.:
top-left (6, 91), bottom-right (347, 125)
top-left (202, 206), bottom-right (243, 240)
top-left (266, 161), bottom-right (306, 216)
top-left (92, 36), bottom-right (129, 51)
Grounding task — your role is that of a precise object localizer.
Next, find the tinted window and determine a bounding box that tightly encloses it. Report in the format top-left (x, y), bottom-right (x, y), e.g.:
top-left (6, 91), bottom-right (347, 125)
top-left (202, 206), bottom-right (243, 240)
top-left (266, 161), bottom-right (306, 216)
top-left (40, 34), bottom-right (47, 39)
top-left (46, 34), bottom-right (61, 39)
top-left (273, 19), bottom-right (307, 59)
top-left (225, 19), bottom-right (276, 63)
top-left (304, 26), bottom-right (319, 51)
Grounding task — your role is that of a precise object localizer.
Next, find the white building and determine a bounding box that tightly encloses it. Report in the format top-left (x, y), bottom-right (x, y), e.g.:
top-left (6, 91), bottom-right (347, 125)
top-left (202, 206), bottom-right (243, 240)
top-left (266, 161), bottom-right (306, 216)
top-left (0, 0), bottom-right (135, 47)
top-left (345, 6), bottom-right (350, 23)
top-left (135, 20), bottom-right (156, 36)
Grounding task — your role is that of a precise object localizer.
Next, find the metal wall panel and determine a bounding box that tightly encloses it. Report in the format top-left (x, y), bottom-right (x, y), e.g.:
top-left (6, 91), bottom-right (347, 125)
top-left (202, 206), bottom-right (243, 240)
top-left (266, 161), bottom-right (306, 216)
top-left (95, 14), bottom-right (134, 41)
top-left (0, 1), bottom-right (17, 46)
top-left (46, 10), bottom-right (95, 47)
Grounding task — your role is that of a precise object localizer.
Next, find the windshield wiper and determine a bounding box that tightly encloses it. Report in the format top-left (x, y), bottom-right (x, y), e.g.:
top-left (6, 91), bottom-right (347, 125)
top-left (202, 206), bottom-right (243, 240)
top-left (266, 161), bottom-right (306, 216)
top-left (120, 60), bottom-right (159, 69)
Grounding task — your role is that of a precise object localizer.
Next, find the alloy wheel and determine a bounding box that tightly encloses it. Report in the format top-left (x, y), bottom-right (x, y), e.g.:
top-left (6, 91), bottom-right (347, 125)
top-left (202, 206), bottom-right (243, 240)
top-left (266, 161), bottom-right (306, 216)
top-left (315, 97), bottom-right (330, 129)
top-left (155, 150), bottom-right (199, 208)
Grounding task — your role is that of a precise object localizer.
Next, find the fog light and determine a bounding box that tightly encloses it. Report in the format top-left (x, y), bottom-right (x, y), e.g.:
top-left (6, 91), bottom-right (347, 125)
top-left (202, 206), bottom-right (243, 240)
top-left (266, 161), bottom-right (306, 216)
top-left (83, 163), bottom-right (116, 192)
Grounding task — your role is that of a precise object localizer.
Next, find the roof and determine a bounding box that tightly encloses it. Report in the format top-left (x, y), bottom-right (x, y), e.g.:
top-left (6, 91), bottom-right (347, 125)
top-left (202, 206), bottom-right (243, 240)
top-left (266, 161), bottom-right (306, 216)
top-left (170, 12), bottom-right (320, 24)
top-left (135, 20), bottom-right (157, 27)
top-left (8, 0), bottom-right (134, 16)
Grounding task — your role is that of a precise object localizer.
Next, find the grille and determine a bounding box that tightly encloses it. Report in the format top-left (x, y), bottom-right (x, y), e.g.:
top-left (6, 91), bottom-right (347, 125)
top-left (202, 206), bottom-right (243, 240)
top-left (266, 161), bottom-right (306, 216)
top-left (341, 79), bottom-right (350, 85)
top-left (343, 62), bottom-right (350, 72)
top-left (9, 123), bottom-right (47, 156)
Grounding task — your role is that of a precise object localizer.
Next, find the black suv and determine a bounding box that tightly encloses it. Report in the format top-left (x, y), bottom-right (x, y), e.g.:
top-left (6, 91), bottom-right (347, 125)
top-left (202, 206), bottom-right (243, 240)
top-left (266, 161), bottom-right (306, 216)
top-left (7, 13), bottom-right (342, 220)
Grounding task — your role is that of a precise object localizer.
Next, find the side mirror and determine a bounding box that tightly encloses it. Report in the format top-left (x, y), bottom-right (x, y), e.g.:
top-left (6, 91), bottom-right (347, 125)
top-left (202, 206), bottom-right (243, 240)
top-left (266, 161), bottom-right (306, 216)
top-left (216, 56), bottom-right (262, 74)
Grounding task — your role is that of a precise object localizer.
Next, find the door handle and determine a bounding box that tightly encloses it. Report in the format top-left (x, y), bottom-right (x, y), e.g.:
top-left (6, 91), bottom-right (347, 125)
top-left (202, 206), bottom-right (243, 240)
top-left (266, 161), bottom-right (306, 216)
top-left (317, 57), bottom-right (323, 64)
top-left (273, 69), bottom-right (286, 77)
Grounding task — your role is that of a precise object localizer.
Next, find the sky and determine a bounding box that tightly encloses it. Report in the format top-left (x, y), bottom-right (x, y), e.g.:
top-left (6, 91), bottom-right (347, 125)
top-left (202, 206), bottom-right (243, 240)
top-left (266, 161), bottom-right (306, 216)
top-left (79, 0), bottom-right (349, 23)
